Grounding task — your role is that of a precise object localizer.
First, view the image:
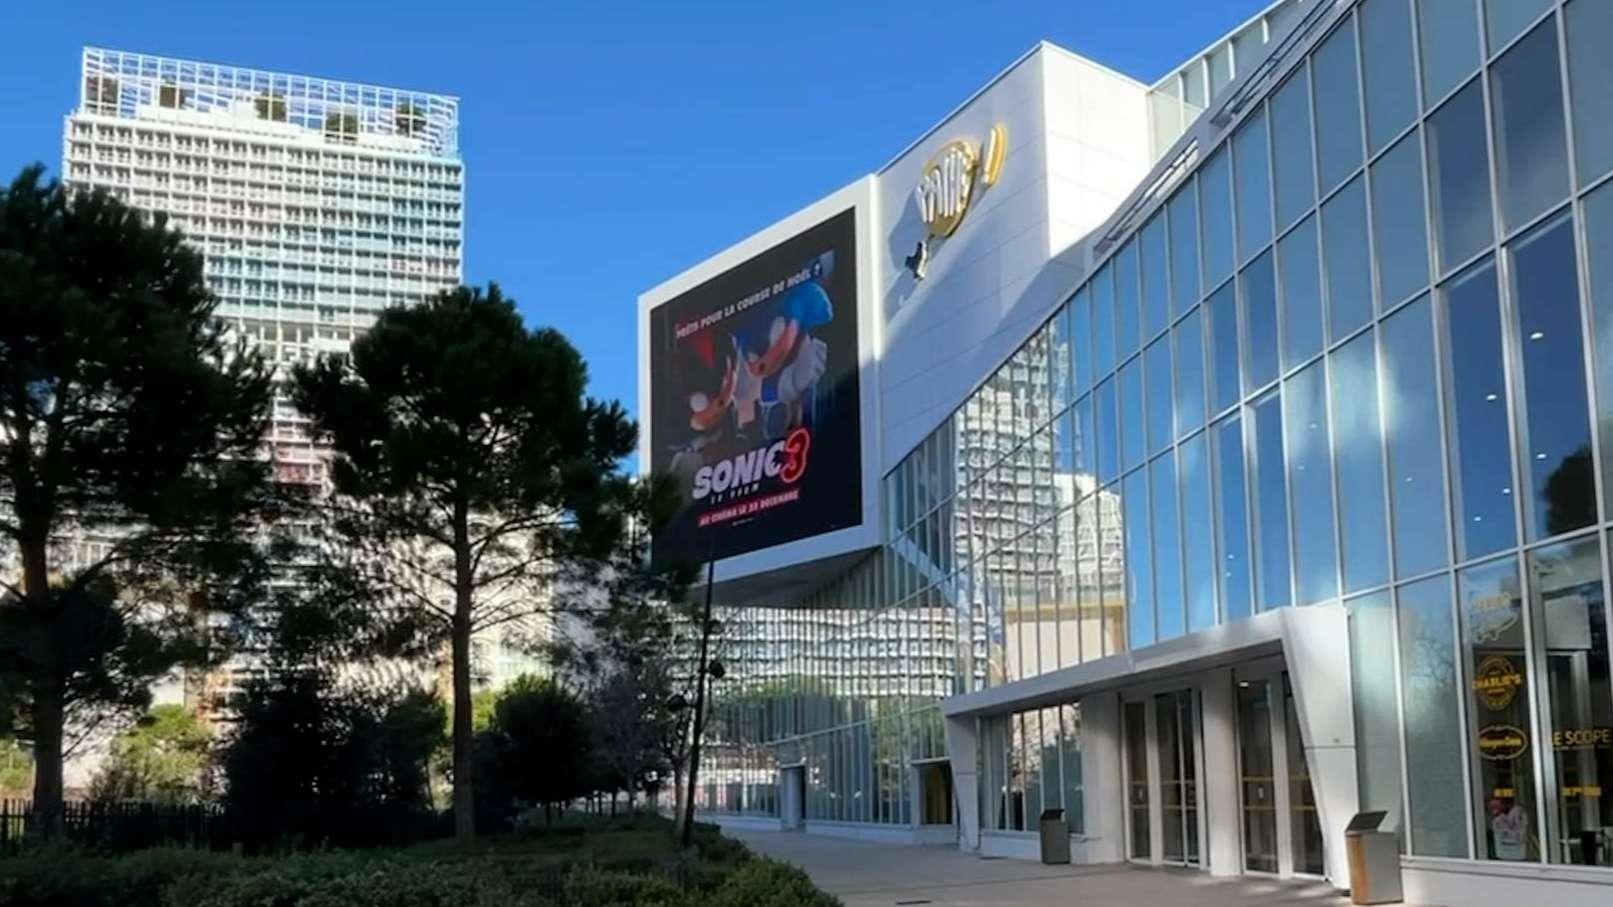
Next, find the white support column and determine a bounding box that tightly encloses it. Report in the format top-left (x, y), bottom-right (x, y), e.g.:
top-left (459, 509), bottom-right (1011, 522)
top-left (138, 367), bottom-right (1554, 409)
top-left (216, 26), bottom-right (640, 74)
top-left (1079, 690), bottom-right (1125, 863)
top-left (1281, 604), bottom-right (1360, 889)
top-left (1199, 666), bottom-right (1243, 876)
top-left (945, 714), bottom-right (980, 851)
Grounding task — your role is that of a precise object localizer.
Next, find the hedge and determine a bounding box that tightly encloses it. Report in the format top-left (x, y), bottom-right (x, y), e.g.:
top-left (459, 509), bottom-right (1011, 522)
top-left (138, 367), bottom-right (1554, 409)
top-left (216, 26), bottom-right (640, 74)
top-left (0, 819), bottom-right (841, 907)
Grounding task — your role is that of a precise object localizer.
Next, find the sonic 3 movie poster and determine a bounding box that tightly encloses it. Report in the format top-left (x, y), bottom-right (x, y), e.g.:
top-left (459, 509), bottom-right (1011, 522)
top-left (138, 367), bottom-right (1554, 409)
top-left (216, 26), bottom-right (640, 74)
top-left (649, 208), bottom-right (863, 567)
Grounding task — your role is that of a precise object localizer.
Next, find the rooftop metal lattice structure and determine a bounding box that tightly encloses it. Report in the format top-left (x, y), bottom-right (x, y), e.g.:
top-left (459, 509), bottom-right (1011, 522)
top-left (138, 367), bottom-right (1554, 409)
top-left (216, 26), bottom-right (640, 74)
top-left (79, 47), bottom-right (460, 158)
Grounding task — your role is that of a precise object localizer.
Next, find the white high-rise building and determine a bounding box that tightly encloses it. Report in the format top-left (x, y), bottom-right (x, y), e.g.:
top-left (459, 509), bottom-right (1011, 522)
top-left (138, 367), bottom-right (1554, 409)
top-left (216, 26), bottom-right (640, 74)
top-left (54, 49), bottom-right (473, 720)
top-left (62, 47), bottom-right (465, 488)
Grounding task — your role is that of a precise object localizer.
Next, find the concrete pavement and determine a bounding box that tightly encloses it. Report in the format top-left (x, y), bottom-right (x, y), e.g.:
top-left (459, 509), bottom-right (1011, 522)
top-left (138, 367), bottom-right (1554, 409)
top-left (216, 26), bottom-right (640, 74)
top-left (729, 828), bottom-right (1352, 907)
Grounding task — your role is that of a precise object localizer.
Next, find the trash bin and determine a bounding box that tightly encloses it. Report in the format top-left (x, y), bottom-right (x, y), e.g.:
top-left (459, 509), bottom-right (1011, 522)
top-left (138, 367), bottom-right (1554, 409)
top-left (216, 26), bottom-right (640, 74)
top-left (1038, 808), bottom-right (1070, 864)
top-left (1344, 811), bottom-right (1402, 905)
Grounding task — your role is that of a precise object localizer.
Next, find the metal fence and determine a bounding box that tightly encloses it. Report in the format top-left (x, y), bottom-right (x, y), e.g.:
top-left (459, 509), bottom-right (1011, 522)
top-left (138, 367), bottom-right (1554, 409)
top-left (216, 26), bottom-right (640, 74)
top-left (0, 799), bottom-right (225, 855)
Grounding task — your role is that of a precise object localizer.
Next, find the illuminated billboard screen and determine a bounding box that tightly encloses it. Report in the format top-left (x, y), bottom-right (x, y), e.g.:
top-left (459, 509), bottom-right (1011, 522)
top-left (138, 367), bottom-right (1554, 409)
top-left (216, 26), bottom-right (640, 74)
top-left (648, 207), bottom-right (863, 567)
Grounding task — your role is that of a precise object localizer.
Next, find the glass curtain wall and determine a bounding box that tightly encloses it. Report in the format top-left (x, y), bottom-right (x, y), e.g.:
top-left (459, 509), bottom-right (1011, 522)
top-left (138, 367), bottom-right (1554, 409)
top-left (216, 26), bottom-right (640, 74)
top-left (980, 703), bottom-right (1084, 834)
top-left (699, 1), bottom-right (1613, 860)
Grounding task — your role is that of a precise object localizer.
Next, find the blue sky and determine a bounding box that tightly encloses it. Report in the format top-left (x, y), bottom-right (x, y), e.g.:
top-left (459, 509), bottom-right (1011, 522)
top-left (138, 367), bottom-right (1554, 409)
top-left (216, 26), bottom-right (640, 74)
top-left (0, 0), bottom-right (1264, 431)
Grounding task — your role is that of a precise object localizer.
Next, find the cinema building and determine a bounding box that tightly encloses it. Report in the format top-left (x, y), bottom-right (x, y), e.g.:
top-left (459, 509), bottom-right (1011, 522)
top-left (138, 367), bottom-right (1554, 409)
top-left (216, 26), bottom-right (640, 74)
top-left (638, 1), bottom-right (1613, 902)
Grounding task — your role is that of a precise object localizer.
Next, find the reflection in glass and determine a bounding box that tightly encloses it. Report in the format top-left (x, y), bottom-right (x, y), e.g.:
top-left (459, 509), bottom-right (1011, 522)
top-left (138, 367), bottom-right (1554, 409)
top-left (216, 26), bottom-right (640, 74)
top-left (1349, 592), bottom-right (1405, 841)
top-left (1234, 109), bottom-right (1272, 263)
top-left (1271, 69), bottom-right (1314, 231)
top-left (1588, 184), bottom-right (1613, 516)
top-left (1152, 452), bottom-right (1183, 641)
top-left (1005, 713), bottom-right (1025, 828)
top-left (1120, 358), bottom-right (1145, 475)
top-left (1398, 575), bottom-right (1467, 857)
top-left (1099, 481), bottom-right (1128, 658)
top-left (1381, 297), bottom-right (1449, 579)
top-left (1243, 251), bottom-right (1279, 392)
top-left (984, 550), bottom-right (1007, 688)
top-left (1286, 363), bottom-right (1337, 604)
top-left (1073, 288), bottom-right (1093, 396)
top-left (1419, 0), bottom-right (1481, 107)
top-left (1458, 557), bottom-right (1537, 862)
top-left (1095, 263), bottom-right (1117, 378)
top-left (1508, 215), bottom-right (1594, 540)
top-left (1054, 409), bottom-right (1076, 506)
top-left (1439, 260), bottom-right (1517, 560)
top-left (1491, 21), bottom-right (1569, 231)
top-left (1371, 134), bottom-right (1430, 309)
top-left (1074, 394), bottom-right (1096, 479)
top-left (1200, 148), bottom-right (1235, 291)
top-left (1322, 177), bottom-right (1374, 340)
top-left (1097, 378), bottom-right (1119, 486)
top-left (1359, 0), bottom-right (1418, 154)
top-left (1312, 17), bottom-right (1364, 193)
top-left (1125, 469), bottom-right (1154, 648)
top-left (1530, 537), bottom-right (1613, 865)
top-left (1142, 213), bottom-right (1170, 339)
top-left (1216, 416), bottom-right (1253, 621)
top-left (1485, 0), bottom-right (1553, 54)
top-left (1180, 432), bottom-right (1216, 631)
top-left (1426, 82), bottom-right (1494, 274)
top-left (1278, 215), bottom-right (1323, 368)
top-left (1168, 186), bottom-right (1200, 317)
top-left (1331, 331), bottom-right (1390, 591)
top-left (1252, 393), bottom-right (1291, 610)
top-left (1023, 712), bottom-right (1044, 823)
top-left (1210, 283), bottom-right (1240, 415)
top-left (1146, 338), bottom-right (1173, 457)
top-left (1566, 0), bottom-right (1613, 187)
top-left (1175, 308), bottom-right (1207, 438)
top-left (1051, 304), bottom-right (1073, 415)
top-left (1060, 704), bottom-right (1084, 826)
top-left (1116, 239), bottom-right (1141, 361)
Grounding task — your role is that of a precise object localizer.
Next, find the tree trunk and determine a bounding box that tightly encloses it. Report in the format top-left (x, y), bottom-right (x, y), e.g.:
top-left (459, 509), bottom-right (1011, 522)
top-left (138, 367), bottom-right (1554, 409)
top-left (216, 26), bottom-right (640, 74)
top-left (680, 557), bottom-right (716, 848)
top-left (28, 680), bottom-right (64, 838)
top-left (20, 536), bottom-right (64, 839)
top-left (672, 766), bottom-right (684, 822)
top-left (450, 496), bottom-right (476, 844)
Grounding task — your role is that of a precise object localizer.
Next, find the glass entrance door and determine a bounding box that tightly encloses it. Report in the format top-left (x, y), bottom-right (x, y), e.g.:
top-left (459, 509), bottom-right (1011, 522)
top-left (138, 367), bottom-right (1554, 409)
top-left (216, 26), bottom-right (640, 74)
top-left (1156, 690), bottom-right (1201, 866)
top-left (1123, 687), bottom-right (1204, 867)
top-left (1124, 700), bottom-right (1151, 861)
top-left (1284, 677), bottom-right (1325, 875)
top-left (1238, 677), bottom-right (1280, 872)
top-left (1236, 667), bottom-right (1325, 877)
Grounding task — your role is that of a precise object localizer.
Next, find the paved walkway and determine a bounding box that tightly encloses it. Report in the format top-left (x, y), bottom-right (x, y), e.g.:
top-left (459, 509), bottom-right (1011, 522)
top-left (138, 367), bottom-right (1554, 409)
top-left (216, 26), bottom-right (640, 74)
top-left (729, 828), bottom-right (1351, 907)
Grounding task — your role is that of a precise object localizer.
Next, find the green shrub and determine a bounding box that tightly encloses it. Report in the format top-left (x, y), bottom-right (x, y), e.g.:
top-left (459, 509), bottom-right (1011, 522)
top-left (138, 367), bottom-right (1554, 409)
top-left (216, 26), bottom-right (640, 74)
top-left (0, 844), bottom-right (244, 907)
top-left (556, 865), bottom-right (684, 907)
top-left (160, 868), bottom-right (312, 907)
top-left (706, 859), bottom-right (841, 907)
top-left (0, 823), bottom-right (833, 907)
top-left (688, 822), bottom-right (751, 868)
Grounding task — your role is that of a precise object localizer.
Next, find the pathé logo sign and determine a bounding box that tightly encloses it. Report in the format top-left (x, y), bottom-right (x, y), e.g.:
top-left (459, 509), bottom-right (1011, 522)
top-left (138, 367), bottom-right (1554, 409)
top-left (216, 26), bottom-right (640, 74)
top-left (906, 124), bottom-right (1007, 280)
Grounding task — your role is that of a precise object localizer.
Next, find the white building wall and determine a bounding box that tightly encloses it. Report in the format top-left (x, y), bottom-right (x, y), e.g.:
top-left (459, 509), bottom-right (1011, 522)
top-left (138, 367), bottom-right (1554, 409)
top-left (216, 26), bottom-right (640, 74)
top-left (876, 44), bottom-right (1149, 473)
top-left (1041, 46), bottom-right (1152, 264)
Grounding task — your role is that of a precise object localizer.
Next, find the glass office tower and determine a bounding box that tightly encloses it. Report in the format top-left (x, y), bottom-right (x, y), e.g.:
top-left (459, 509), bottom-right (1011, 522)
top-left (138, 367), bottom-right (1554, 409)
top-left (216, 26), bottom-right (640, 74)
top-left (651, 1), bottom-right (1613, 901)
